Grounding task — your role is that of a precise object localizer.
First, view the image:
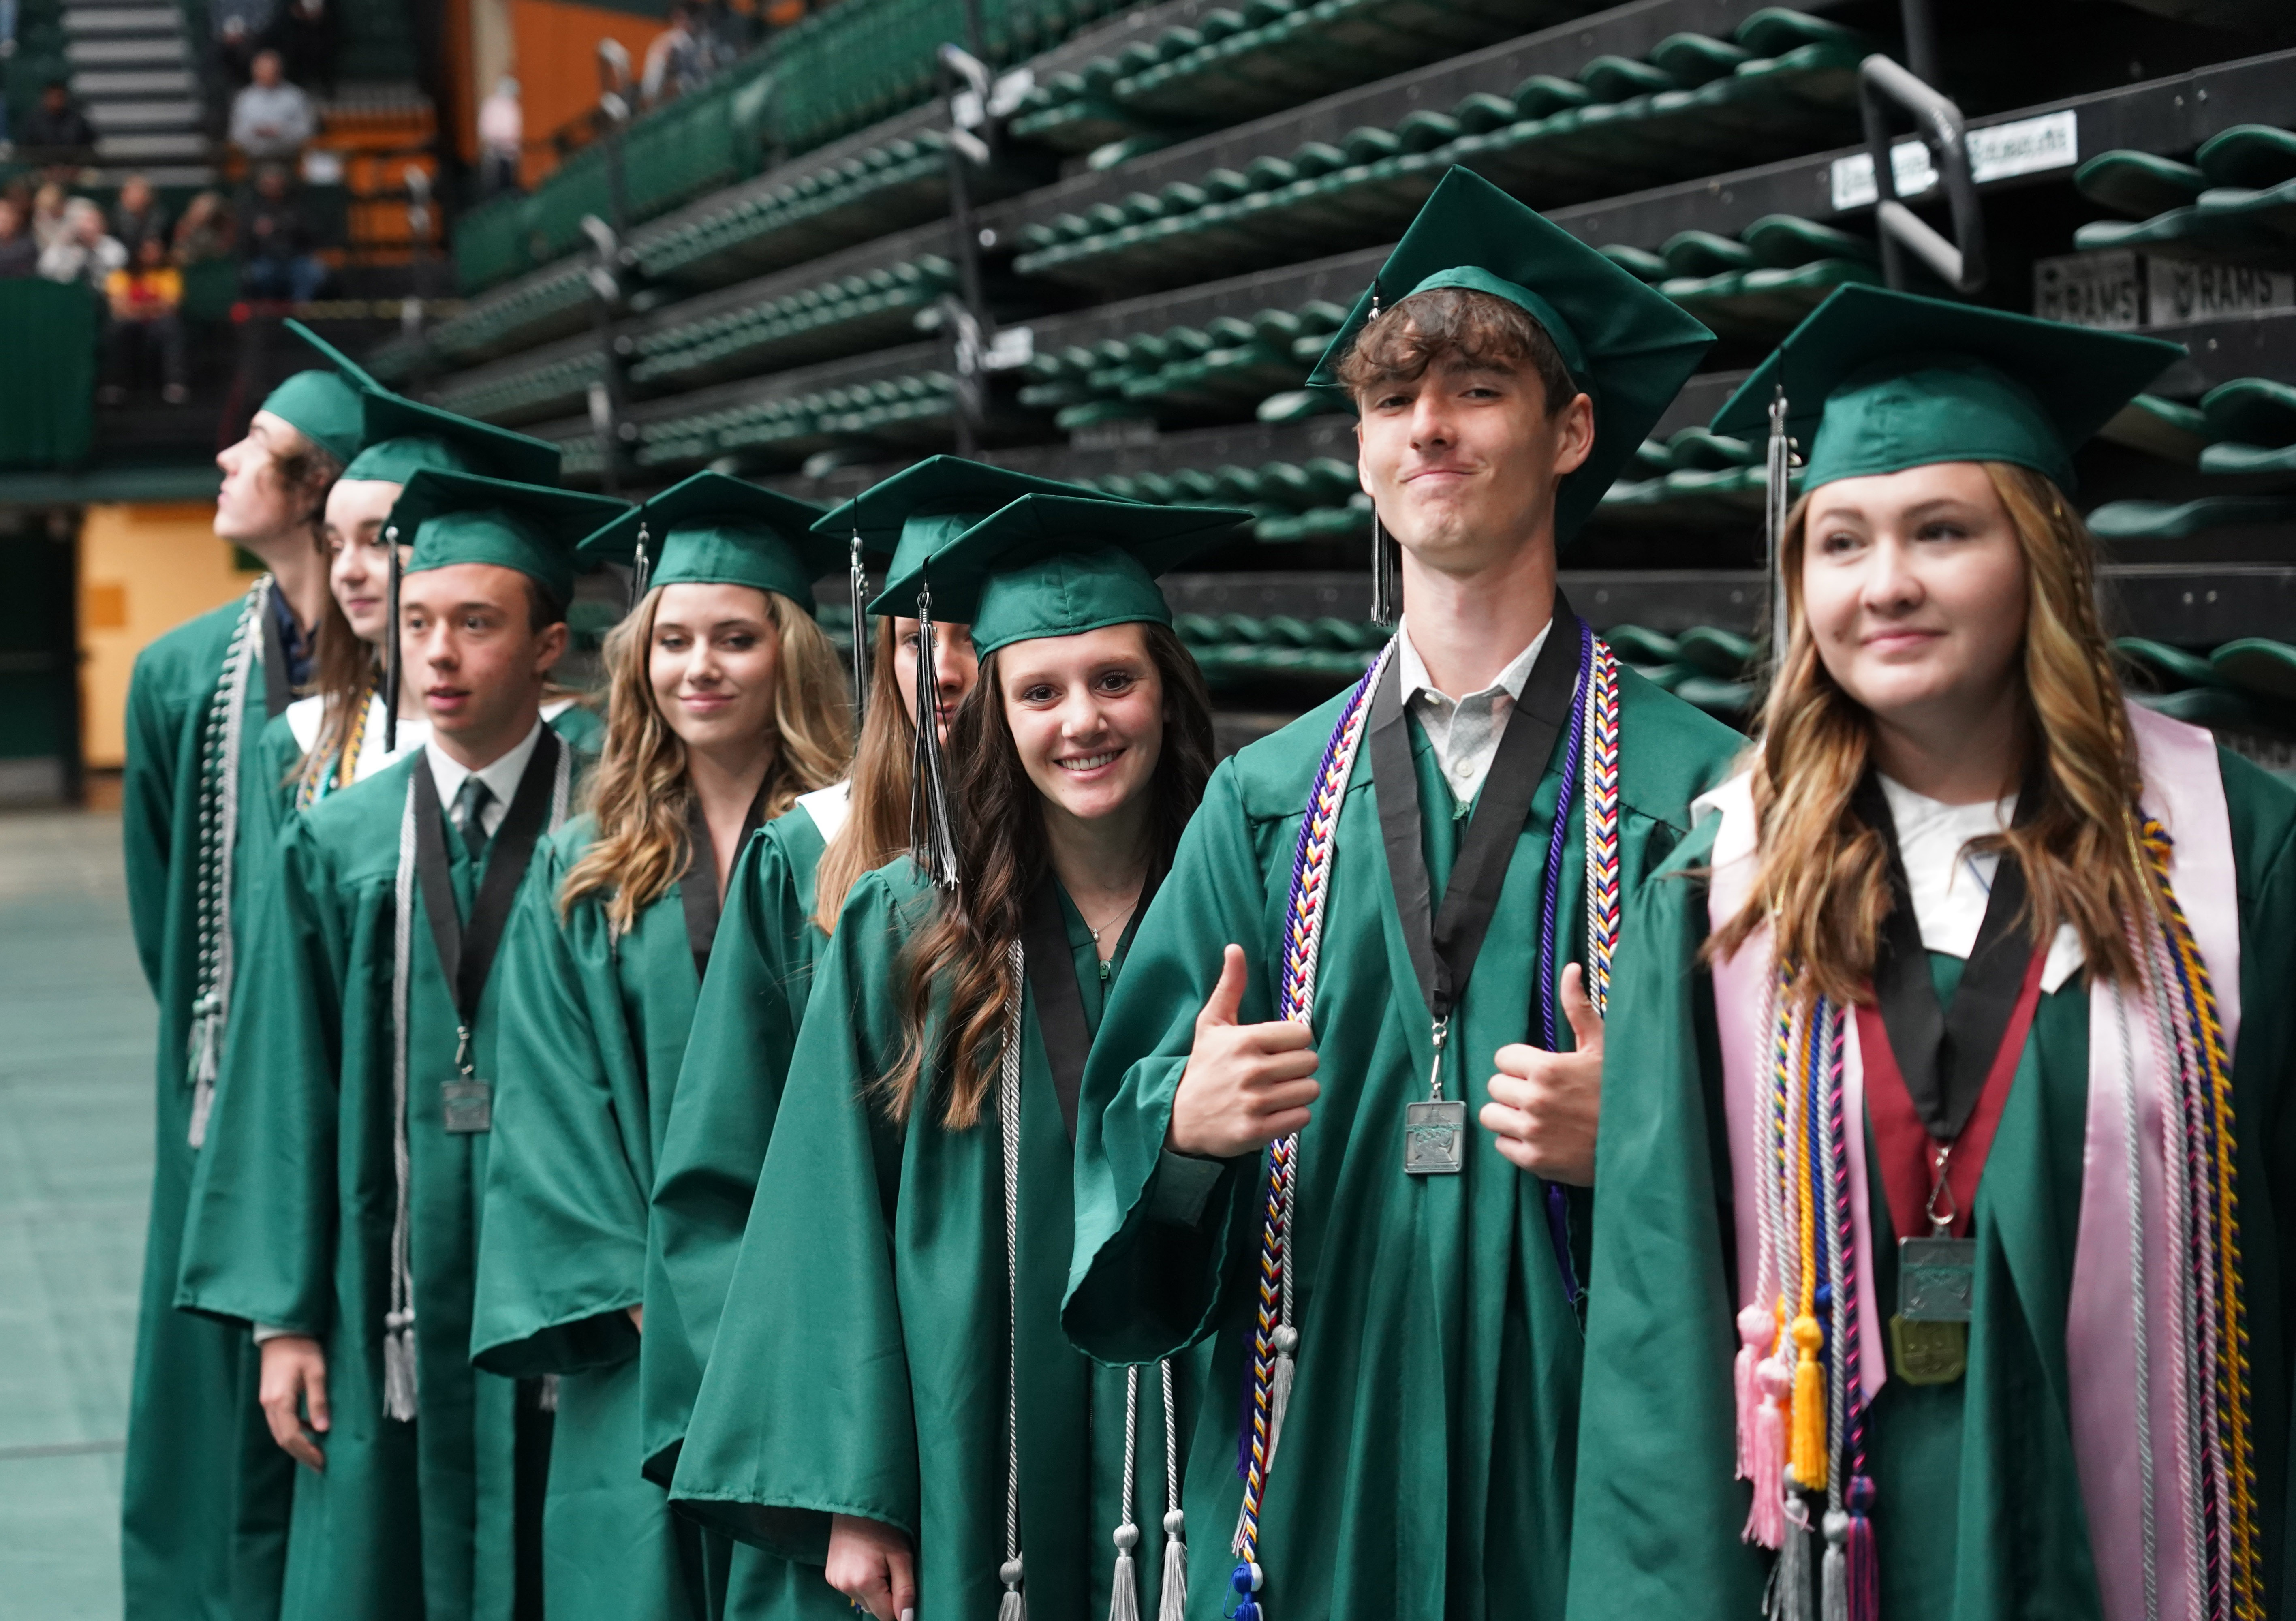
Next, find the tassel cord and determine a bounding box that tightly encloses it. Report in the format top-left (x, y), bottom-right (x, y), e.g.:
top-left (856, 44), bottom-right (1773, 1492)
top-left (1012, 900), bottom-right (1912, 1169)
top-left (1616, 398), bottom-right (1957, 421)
top-left (385, 783), bottom-right (421, 1420)
top-left (185, 579), bottom-right (265, 1147)
top-left (998, 941), bottom-right (1026, 1615)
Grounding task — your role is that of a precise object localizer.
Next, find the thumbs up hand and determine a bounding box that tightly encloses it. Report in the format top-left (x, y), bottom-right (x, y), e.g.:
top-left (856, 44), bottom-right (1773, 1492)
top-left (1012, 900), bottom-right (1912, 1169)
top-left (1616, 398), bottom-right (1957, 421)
top-left (1166, 944), bottom-right (1321, 1159)
top-left (1481, 963), bottom-right (1604, 1185)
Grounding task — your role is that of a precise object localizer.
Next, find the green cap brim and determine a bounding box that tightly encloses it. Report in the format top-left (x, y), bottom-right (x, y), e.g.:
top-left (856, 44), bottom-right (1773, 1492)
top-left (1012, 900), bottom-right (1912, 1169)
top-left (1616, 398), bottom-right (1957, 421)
top-left (259, 368), bottom-right (366, 468)
top-left (815, 455), bottom-right (1112, 590)
top-left (389, 468), bottom-right (630, 604)
top-left (579, 471), bottom-right (838, 611)
top-left (349, 399), bottom-right (564, 486)
top-left (877, 493), bottom-right (1248, 658)
top-left (1302, 167), bottom-right (1715, 543)
top-left (1712, 284), bottom-right (2185, 493)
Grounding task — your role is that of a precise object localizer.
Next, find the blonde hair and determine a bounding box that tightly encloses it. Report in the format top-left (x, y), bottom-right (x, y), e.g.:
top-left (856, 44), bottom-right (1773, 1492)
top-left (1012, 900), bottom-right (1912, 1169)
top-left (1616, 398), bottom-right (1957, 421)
top-left (811, 615), bottom-right (919, 933)
top-left (562, 585), bottom-right (853, 931)
top-left (1710, 461), bottom-right (2157, 1005)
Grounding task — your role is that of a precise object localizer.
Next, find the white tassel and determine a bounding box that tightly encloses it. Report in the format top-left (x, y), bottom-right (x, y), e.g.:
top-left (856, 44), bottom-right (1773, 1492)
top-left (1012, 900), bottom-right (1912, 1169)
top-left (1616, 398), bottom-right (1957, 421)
top-left (382, 1309), bottom-right (418, 1421)
top-left (1261, 1328), bottom-right (1298, 1484)
top-left (537, 1374), bottom-right (559, 1413)
top-left (1158, 1510), bottom-right (1187, 1621)
top-left (1768, 1500), bottom-right (1810, 1621)
top-left (998, 1557), bottom-right (1026, 1621)
top-left (185, 999), bottom-right (221, 1147)
top-left (1820, 1509), bottom-right (1847, 1621)
top-left (1107, 1525), bottom-right (1139, 1621)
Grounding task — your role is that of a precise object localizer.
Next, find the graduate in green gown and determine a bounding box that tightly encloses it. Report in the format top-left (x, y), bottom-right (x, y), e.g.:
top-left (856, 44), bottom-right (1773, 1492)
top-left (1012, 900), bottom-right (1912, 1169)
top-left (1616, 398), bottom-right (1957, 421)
top-left (176, 469), bottom-right (628, 1621)
top-left (470, 471), bottom-right (855, 1621)
top-left (119, 352), bottom-right (362, 1621)
top-left (1059, 167), bottom-right (1741, 1621)
top-left (670, 492), bottom-right (1244, 1621)
top-left (250, 331), bottom-right (571, 825)
top-left (642, 458), bottom-right (1096, 1621)
top-left (1567, 285), bottom-right (2296, 1621)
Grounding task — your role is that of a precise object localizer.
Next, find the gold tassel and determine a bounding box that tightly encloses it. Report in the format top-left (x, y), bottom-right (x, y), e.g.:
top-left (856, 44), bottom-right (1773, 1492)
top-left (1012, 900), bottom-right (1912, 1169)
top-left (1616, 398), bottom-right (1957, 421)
top-left (1789, 1313), bottom-right (1826, 1492)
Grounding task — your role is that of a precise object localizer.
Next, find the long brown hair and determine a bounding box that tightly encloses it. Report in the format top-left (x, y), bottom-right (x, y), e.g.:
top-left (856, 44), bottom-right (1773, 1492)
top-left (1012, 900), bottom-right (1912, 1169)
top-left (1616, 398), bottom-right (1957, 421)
top-left (812, 614), bottom-right (920, 932)
top-left (562, 585), bottom-right (854, 932)
top-left (1710, 462), bottom-right (2155, 1005)
top-left (882, 622), bottom-right (1217, 1129)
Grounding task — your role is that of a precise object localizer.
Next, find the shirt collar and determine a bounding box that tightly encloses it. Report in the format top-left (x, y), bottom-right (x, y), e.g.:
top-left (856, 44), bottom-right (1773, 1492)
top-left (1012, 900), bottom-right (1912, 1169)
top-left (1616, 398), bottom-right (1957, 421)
top-left (1394, 611), bottom-right (1550, 706)
top-left (425, 717), bottom-right (545, 813)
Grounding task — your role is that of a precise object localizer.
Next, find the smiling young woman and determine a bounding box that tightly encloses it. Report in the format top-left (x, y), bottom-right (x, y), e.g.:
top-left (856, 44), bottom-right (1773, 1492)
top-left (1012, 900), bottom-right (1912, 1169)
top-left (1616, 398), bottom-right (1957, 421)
top-left (467, 472), bottom-right (853, 1621)
top-left (667, 492), bottom-right (1236, 1621)
top-left (1569, 286), bottom-right (2296, 1621)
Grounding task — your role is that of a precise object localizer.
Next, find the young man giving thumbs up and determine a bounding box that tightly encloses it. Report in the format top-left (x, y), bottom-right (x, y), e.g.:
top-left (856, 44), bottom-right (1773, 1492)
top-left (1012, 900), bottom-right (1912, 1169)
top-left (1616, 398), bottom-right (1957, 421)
top-left (1059, 170), bottom-right (1742, 1621)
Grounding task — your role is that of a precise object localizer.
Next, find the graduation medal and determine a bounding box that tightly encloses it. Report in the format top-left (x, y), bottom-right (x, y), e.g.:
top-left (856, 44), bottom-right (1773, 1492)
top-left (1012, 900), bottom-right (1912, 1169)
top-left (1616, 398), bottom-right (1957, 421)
top-left (1403, 1022), bottom-right (1465, 1175)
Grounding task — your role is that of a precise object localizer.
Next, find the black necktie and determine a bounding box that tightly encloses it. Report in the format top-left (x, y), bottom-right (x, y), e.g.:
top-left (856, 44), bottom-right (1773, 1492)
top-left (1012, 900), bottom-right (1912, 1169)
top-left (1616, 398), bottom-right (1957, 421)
top-left (451, 776), bottom-right (493, 860)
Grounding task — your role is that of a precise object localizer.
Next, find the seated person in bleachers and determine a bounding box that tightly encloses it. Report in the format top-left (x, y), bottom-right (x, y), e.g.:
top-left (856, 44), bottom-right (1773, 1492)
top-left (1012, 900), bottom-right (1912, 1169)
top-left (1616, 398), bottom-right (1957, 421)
top-left (210, 0), bottom-right (274, 85)
top-left (640, 3), bottom-right (709, 108)
top-left (30, 181), bottom-right (68, 250)
top-left (238, 163), bottom-right (323, 303)
top-left (15, 80), bottom-right (98, 170)
top-left (0, 197), bottom-right (39, 279)
top-left (229, 50), bottom-right (315, 162)
top-left (173, 191), bottom-right (234, 266)
top-left (104, 235), bottom-right (189, 405)
top-left (478, 77), bottom-right (522, 198)
top-left (38, 197), bottom-right (125, 290)
top-left (113, 175), bottom-right (169, 254)
top-left (265, 0), bottom-right (338, 100)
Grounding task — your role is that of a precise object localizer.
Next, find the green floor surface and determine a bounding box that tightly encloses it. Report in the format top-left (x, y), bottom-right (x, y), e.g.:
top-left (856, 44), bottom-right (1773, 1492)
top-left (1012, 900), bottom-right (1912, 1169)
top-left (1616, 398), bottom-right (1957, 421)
top-left (0, 810), bottom-right (153, 1620)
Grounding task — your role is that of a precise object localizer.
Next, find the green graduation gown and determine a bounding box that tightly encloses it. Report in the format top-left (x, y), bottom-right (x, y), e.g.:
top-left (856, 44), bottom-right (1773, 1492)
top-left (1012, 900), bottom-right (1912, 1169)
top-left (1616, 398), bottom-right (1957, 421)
top-left (1062, 667), bottom-right (1740, 1621)
top-left (119, 589), bottom-right (295, 1621)
top-left (175, 741), bottom-right (579, 1621)
top-left (1566, 746), bottom-right (2296, 1619)
top-left (669, 860), bottom-right (1194, 1621)
top-left (642, 791), bottom-right (852, 1621)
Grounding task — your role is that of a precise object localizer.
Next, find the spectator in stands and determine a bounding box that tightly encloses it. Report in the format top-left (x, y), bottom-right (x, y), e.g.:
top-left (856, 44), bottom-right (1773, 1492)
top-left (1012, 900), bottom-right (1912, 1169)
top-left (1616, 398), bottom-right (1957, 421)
top-left (38, 195), bottom-right (124, 289)
top-left (640, 4), bottom-right (708, 108)
top-left (210, 0), bottom-right (274, 84)
top-left (112, 174), bottom-right (168, 252)
top-left (478, 76), bottom-right (522, 197)
top-left (172, 190), bottom-right (233, 265)
top-left (0, 197), bottom-right (37, 278)
top-left (238, 162), bottom-right (323, 302)
top-left (265, 0), bottom-right (338, 99)
top-left (15, 80), bottom-right (98, 170)
top-left (229, 49), bottom-right (315, 162)
top-left (29, 180), bottom-right (67, 249)
top-left (103, 233), bottom-right (188, 404)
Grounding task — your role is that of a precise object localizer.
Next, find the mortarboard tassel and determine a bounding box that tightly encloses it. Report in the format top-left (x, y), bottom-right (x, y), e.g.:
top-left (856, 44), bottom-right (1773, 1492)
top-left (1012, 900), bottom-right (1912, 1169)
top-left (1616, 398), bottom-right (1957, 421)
top-left (631, 519), bottom-right (653, 609)
top-left (1764, 385), bottom-right (1792, 669)
top-left (383, 526), bottom-right (402, 754)
top-left (1369, 513), bottom-right (1398, 628)
top-left (383, 1306), bottom-right (418, 1422)
top-left (848, 519), bottom-right (871, 723)
top-left (908, 586), bottom-right (960, 889)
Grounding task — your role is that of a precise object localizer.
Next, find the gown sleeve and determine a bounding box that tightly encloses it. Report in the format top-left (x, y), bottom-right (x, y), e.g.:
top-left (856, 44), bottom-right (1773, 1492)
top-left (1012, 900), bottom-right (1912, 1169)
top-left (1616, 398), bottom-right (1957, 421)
top-left (1565, 822), bottom-right (1772, 1614)
top-left (120, 638), bottom-right (185, 994)
top-left (667, 868), bottom-right (919, 1563)
top-left (472, 838), bottom-right (649, 1378)
top-left (641, 824), bottom-right (821, 1477)
top-left (1063, 756), bottom-right (1271, 1365)
top-left (174, 811), bottom-right (348, 1334)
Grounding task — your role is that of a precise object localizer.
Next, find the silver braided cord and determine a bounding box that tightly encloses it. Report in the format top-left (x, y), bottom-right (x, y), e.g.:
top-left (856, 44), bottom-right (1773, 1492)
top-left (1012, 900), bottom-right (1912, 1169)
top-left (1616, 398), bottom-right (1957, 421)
top-left (998, 939), bottom-right (1027, 1618)
top-left (185, 579), bottom-right (268, 1148)
top-left (384, 783), bottom-right (420, 1420)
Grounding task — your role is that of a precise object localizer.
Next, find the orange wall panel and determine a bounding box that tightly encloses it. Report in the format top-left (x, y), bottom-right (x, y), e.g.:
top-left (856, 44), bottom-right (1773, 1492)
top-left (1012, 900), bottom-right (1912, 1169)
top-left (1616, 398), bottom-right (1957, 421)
top-left (510, 0), bottom-right (671, 186)
top-left (79, 503), bottom-right (260, 771)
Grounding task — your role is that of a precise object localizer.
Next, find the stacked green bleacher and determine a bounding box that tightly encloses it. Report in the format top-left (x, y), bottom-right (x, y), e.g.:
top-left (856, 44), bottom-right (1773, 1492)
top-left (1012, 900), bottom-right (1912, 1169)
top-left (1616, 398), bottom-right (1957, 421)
top-left (631, 253), bottom-right (960, 384)
top-left (2074, 125), bottom-right (2296, 267)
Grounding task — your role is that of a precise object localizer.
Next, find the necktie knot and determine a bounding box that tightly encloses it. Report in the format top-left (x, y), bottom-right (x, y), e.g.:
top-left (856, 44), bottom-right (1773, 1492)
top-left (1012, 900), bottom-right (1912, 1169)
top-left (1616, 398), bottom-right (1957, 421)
top-left (451, 777), bottom-right (493, 859)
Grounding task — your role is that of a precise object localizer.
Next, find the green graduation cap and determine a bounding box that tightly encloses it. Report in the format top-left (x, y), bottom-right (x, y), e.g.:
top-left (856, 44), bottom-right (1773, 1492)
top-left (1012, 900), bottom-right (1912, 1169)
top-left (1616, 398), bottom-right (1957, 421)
top-left (284, 318), bottom-right (562, 487)
top-left (577, 471), bottom-right (838, 612)
top-left (388, 468), bottom-right (629, 604)
top-left (873, 492), bottom-right (1248, 659)
top-left (815, 455), bottom-right (1110, 589)
top-left (1712, 284), bottom-right (2186, 492)
top-left (256, 317), bottom-right (373, 466)
top-left (1304, 167), bottom-right (1716, 542)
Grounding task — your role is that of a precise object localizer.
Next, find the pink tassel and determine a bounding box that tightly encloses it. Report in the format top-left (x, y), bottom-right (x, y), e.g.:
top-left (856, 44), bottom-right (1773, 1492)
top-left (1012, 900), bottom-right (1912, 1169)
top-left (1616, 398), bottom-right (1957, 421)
top-left (1845, 1475), bottom-right (1878, 1621)
top-left (1734, 1304), bottom-right (1771, 1479)
top-left (1743, 1356), bottom-right (1789, 1550)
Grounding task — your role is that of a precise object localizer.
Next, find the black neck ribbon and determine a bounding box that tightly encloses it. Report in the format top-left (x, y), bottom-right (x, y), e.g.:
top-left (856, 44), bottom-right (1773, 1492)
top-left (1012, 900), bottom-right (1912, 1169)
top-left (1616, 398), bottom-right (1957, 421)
top-left (679, 781), bottom-right (774, 980)
top-left (1020, 868), bottom-right (1156, 1144)
top-left (1366, 598), bottom-right (1585, 1025)
top-left (410, 730), bottom-right (562, 1031)
top-left (1856, 769), bottom-right (2039, 1141)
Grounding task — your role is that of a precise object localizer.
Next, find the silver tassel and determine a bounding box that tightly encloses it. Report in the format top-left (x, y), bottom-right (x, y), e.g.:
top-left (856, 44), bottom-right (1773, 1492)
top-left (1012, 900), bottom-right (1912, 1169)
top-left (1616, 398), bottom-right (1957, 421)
top-left (1764, 385), bottom-right (1792, 669)
top-left (186, 992), bottom-right (221, 1147)
top-left (383, 528), bottom-right (402, 754)
top-left (908, 592), bottom-right (959, 890)
top-left (1159, 1511), bottom-right (1187, 1621)
top-left (1768, 1499), bottom-right (1811, 1621)
top-left (631, 519), bottom-right (653, 607)
top-left (848, 527), bottom-right (870, 722)
top-left (1108, 1527), bottom-right (1140, 1621)
top-left (1821, 1509), bottom-right (1848, 1621)
top-left (1369, 511), bottom-right (1397, 627)
top-left (538, 1373), bottom-right (560, 1414)
top-left (383, 1308), bottom-right (418, 1422)
top-left (998, 1557), bottom-right (1026, 1621)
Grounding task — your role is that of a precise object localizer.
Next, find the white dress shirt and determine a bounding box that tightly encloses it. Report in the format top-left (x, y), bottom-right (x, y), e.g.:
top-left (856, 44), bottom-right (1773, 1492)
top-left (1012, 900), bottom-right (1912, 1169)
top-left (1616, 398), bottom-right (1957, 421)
top-left (1877, 774), bottom-right (2084, 992)
top-left (1393, 612), bottom-right (1554, 804)
top-left (425, 719), bottom-right (545, 840)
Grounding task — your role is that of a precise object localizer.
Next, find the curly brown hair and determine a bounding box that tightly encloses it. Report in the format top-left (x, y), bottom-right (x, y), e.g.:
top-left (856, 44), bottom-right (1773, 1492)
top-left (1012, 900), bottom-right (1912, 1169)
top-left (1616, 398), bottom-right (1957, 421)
top-left (881, 622), bottom-right (1217, 1129)
top-left (1334, 284), bottom-right (1576, 414)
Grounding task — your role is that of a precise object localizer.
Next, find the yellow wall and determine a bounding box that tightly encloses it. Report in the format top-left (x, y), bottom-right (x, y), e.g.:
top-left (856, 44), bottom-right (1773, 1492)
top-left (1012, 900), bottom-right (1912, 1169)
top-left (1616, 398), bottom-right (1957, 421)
top-left (79, 503), bottom-right (255, 770)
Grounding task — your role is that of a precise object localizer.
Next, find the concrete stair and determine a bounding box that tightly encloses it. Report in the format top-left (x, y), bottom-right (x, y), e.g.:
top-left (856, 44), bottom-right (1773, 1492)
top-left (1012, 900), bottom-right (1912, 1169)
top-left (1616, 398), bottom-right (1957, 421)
top-left (64, 0), bottom-right (212, 185)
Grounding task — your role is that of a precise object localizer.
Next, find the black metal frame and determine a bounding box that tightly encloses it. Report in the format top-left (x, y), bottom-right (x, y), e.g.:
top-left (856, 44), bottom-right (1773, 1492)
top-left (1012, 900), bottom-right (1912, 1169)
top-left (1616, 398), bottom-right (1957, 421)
top-left (1857, 51), bottom-right (1986, 292)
